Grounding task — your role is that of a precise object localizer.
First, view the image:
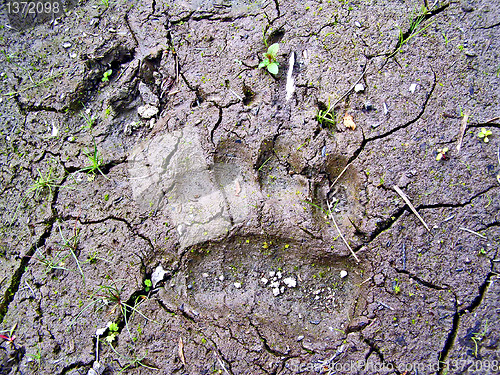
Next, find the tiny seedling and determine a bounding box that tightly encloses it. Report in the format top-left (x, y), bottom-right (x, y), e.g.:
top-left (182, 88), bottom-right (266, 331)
top-left (57, 222), bottom-right (85, 283)
top-left (392, 278), bottom-right (401, 294)
top-left (436, 147), bottom-right (449, 161)
top-left (26, 343), bottom-right (42, 367)
top-left (0, 323), bottom-right (17, 347)
top-left (102, 69), bottom-right (112, 82)
top-left (316, 108), bottom-right (336, 129)
top-left (144, 279), bottom-right (152, 292)
top-left (105, 321), bottom-right (119, 343)
top-left (28, 167), bottom-right (60, 199)
top-left (477, 128), bottom-right (492, 143)
top-left (81, 142), bottom-right (108, 180)
top-left (108, 343), bottom-right (159, 373)
top-left (258, 43), bottom-right (279, 75)
top-left (71, 278), bottom-right (157, 341)
top-left (80, 109), bottom-right (96, 130)
top-left (32, 247), bottom-right (70, 276)
top-left (390, 5), bottom-right (433, 58)
top-left (471, 321), bottom-right (489, 358)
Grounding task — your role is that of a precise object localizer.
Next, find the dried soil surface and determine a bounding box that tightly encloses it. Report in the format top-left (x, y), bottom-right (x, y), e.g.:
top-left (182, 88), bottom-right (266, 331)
top-left (0, 0), bottom-right (499, 374)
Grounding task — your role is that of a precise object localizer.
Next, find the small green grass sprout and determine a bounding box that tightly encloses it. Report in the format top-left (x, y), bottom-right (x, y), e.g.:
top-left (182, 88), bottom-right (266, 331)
top-left (102, 69), bottom-right (112, 82)
top-left (81, 142), bottom-right (108, 180)
top-left (436, 147), bottom-right (449, 161)
top-left (258, 43), bottom-right (279, 75)
top-left (478, 128), bottom-right (492, 143)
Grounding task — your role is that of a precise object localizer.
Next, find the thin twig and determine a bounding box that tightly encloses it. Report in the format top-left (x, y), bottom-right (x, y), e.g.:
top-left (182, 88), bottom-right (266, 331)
top-left (485, 116), bottom-right (500, 123)
top-left (378, 301), bottom-right (394, 311)
top-left (330, 161), bottom-right (352, 188)
top-left (456, 109), bottom-right (470, 152)
top-left (324, 60), bottom-right (370, 116)
top-left (326, 201), bottom-right (360, 263)
top-left (215, 351), bottom-right (230, 375)
top-left (393, 185), bottom-right (430, 232)
top-left (459, 227), bottom-right (487, 239)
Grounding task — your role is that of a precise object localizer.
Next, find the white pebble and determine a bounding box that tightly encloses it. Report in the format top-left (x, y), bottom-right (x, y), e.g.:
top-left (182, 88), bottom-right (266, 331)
top-left (269, 271), bottom-right (275, 277)
top-left (202, 273), bottom-right (209, 278)
top-left (340, 270), bottom-right (348, 278)
top-left (276, 271), bottom-right (282, 279)
top-left (62, 42), bottom-right (72, 49)
top-left (234, 282), bottom-right (242, 289)
top-left (283, 277), bottom-right (297, 288)
top-left (270, 281), bottom-right (280, 289)
top-left (138, 104), bottom-right (158, 119)
top-left (354, 83), bottom-right (365, 92)
top-left (260, 277), bottom-right (268, 285)
top-left (272, 287), bottom-right (280, 296)
top-left (409, 83), bottom-right (417, 93)
top-left (355, 21), bottom-right (362, 28)
top-left (218, 275), bottom-right (225, 281)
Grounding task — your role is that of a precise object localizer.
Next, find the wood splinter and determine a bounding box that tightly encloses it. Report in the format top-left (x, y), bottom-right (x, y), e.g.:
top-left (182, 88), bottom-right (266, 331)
top-left (393, 185), bottom-right (430, 232)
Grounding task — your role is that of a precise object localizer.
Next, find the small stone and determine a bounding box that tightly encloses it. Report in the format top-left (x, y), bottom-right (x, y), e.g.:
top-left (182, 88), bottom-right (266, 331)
top-left (280, 286), bottom-right (285, 294)
top-left (354, 21), bottom-right (362, 28)
top-left (260, 277), bottom-right (268, 285)
top-left (234, 282), bottom-right (242, 289)
top-left (309, 320), bottom-right (321, 325)
top-left (202, 273), bottom-right (209, 278)
top-left (297, 335), bottom-right (304, 342)
top-left (62, 42), bottom-right (72, 49)
top-left (409, 83), bottom-right (417, 93)
top-left (51, 124), bottom-right (59, 137)
top-left (464, 49), bottom-right (477, 57)
top-left (276, 271), bottom-right (282, 279)
top-left (283, 277), bottom-right (297, 288)
top-left (340, 270), bottom-right (348, 278)
top-left (151, 265), bottom-right (168, 287)
top-left (354, 83), bottom-right (365, 93)
top-left (314, 295), bottom-right (320, 300)
top-left (270, 281), bottom-right (280, 289)
top-left (70, 52), bottom-right (77, 59)
top-left (383, 102), bottom-right (389, 115)
top-left (218, 275), bottom-right (225, 281)
top-left (138, 104), bottom-right (159, 119)
top-left (95, 327), bottom-right (106, 336)
top-left (272, 287), bottom-right (280, 296)
top-left (269, 271), bottom-right (275, 277)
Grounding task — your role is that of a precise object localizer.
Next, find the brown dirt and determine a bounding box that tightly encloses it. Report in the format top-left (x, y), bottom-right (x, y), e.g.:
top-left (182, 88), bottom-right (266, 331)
top-left (0, 0), bottom-right (499, 374)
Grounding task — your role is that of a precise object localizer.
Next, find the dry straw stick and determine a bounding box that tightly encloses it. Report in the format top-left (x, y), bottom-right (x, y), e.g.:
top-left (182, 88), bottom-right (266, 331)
top-left (456, 109), bottom-right (470, 152)
top-left (393, 185), bottom-right (430, 232)
top-left (326, 200), bottom-right (361, 263)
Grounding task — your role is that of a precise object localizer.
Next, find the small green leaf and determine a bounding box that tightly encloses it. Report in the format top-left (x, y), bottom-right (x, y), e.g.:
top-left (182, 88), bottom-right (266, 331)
top-left (267, 43), bottom-right (279, 57)
top-left (267, 62), bottom-right (279, 75)
top-left (108, 322), bottom-right (119, 332)
top-left (258, 60), bottom-right (268, 69)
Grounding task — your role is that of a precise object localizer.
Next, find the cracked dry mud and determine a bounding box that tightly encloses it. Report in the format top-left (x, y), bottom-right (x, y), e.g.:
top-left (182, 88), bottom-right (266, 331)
top-left (0, 0), bottom-right (499, 374)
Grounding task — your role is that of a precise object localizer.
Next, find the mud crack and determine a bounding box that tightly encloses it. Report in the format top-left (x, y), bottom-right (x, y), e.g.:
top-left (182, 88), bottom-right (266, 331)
top-left (437, 270), bottom-right (496, 374)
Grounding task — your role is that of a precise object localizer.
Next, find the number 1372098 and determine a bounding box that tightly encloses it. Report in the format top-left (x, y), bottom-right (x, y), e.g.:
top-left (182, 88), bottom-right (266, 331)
top-left (6, 1), bottom-right (60, 16)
